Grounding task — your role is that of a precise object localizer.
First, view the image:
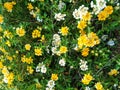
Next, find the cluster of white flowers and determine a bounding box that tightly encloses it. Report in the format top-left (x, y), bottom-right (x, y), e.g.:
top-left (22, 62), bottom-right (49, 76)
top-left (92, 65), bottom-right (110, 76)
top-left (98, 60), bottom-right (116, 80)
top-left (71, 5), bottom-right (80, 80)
top-left (59, 58), bottom-right (66, 66)
top-left (72, 5), bottom-right (89, 19)
top-left (36, 62), bottom-right (47, 73)
top-left (46, 80), bottom-right (55, 90)
top-left (51, 34), bottom-right (61, 55)
top-left (54, 13), bottom-right (66, 21)
top-left (90, 0), bottom-right (106, 15)
top-left (58, 1), bottom-right (65, 10)
top-left (79, 59), bottom-right (88, 71)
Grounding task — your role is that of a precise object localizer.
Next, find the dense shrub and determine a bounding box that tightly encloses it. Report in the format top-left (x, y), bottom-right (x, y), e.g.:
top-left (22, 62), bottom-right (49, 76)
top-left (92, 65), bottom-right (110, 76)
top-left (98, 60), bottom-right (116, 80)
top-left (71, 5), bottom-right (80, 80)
top-left (0, 0), bottom-right (120, 90)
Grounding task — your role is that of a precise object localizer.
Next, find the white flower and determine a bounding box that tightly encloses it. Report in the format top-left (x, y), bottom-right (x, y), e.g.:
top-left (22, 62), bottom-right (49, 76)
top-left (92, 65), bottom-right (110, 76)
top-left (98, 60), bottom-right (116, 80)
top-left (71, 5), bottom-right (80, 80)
top-left (107, 39), bottom-right (115, 46)
top-left (91, 0), bottom-right (106, 15)
top-left (47, 80), bottom-right (55, 88)
top-left (58, 1), bottom-right (65, 10)
top-left (41, 65), bottom-right (47, 73)
top-left (91, 5), bottom-right (101, 15)
top-left (70, 66), bottom-right (74, 69)
top-left (52, 40), bottom-right (61, 47)
top-left (96, 0), bottom-right (106, 10)
top-left (53, 34), bottom-right (60, 41)
top-left (51, 47), bottom-right (58, 55)
top-left (59, 58), bottom-right (66, 66)
top-left (46, 87), bottom-right (54, 90)
top-left (72, 9), bottom-right (81, 19)
top-left (3, 77), bottom-right (8, 83)
top-left (85, 86), bottom-right (91, 90)
top-left (79, 59), bottom-right (87, 65)
top-left (46, 46), bottom-right (50, 53)
top-left (54, 13), bottom-right (66, 21)
top-left (36, 62), bottom-right (47, 73)
top-left (36, 66), bottom-right (41, 72)
top-left (80, 65), bottom-right (88, 71)
top-left (36, 16), bottom-right (43, 22)
top-left (101, 35), bottom-right (108, 41)
top-left (73, 5), bottom-right (88, 19)
top-left (79, 60), bottom-right (88, 71)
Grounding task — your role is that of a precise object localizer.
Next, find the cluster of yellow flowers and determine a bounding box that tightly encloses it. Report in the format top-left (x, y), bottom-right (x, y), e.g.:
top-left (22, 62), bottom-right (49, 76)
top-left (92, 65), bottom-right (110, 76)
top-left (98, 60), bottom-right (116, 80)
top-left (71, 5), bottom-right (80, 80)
top-left (77, 32), bottom-right (100, 57)
top-left (0, 0), bottom-right (119, 89)
top-left (4, 1), bottom-right (16, 12)
top-left (2, 66), bottom-right (14, 85)
top-left (98, 6), bottom-right (113, 21)
top-left (21, 55), bottom-right (33, 64)
top-left (108, 69), bottom-right (119, 76)
top-left (27, 66), bottom-right (34, 74)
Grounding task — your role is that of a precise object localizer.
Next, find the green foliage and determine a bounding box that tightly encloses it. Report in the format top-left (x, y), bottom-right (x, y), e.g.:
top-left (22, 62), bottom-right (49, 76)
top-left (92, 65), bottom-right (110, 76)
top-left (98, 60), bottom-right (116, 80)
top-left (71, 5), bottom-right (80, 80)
top-left (0, 0), bottom-right (120, 90)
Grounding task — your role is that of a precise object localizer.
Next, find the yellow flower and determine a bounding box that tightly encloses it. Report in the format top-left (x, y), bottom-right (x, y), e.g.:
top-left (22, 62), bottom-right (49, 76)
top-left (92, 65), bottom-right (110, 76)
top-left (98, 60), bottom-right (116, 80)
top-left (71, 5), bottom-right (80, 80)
top-left (21, 55), bottom-right (26, 63)
top-left (21, 56), bottom-right (33, 64)
top-left (25, 44), bottom-right (31, 51)
top-left (27, 66), bottom-right (34, 74)
top-left (59, 46), bottom-right (68, 54)
top-left (104, 6), bottom-right (113, 15)
top-left (5, 40), bottom-right (11, 47)
top-left (25, 57), bottom-right (33, 64)
top-left (40, 35), bottom-right (45, 42)
top-left (0, 15), bottom-right (4, 24)
top-left (86, 32), bottom-right (100, 47)
top-left (2, 66), bottom-right (9, 75)
top-left (79, 29), bottom-right (86, 35)
top-left (34, 48), bottom-right (42, 56)
top-left (108, 69), bottom-right (119, 76)
top-left (60, 26), bottom-right (69, 36)
top-left (82, 12), bottom-right (92, 21)
top-left (81, 73), bottom-right (93, 85)
top-left (77, 20), bottom-right (87, 30)
top-left (0, 61), bottom-right (3, 69)
top-left (81, 48), bottom-right (89, 57)
top-left (16, 27), bottom-right (26, 37)
top-left (51, 74), bottom-right (58, 81)
top-left (27, 3), bottom-right (34, 11)
top-left (32, 29), bottom-right (41, 38)
top-left (98, 11), bottom-right (108, 21)
top-left (7, 72), bottom-right (14, 85)
top-left (4, 1), bottom-right (16, 12)
top-left (4, 30), bottom-right (13, 39)
top-left (6, 56), bottom-right (13, 61)
top-left (78, 35), bottom-right (88, 49)
top-left (95, 82), bottom-right (104, 90)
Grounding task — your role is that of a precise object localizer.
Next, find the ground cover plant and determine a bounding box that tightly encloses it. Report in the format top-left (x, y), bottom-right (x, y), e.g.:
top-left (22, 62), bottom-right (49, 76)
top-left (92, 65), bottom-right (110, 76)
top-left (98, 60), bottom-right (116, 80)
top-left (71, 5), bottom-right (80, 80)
top-left (0, 0), bottom-right (120, 90)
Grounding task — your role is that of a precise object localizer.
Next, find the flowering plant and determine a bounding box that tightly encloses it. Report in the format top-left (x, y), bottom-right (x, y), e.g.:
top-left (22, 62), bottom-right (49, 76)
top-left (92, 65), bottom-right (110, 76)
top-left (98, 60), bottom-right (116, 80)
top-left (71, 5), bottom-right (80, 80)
top-left (0, 0), bottom-right (120, 90)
